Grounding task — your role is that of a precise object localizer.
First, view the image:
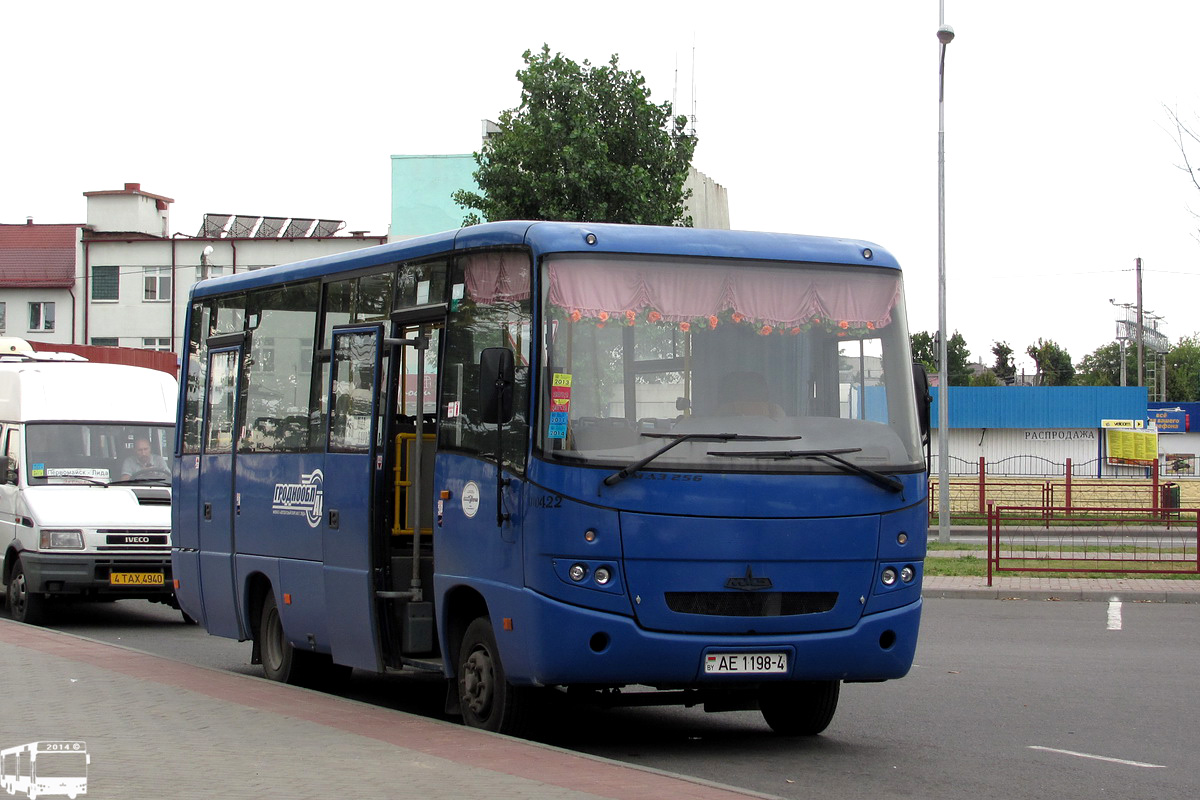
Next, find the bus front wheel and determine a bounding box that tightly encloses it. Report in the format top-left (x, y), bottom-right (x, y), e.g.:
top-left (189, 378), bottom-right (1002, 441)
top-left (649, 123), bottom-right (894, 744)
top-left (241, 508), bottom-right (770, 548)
top-left (6, 557), bottom-right (48, 626)
top-left (258, 591), bottom-right (345, 688)
top-left (458, 616), bottom-right (533, 735)
top-left (759, 680), bottom-right (840, 736)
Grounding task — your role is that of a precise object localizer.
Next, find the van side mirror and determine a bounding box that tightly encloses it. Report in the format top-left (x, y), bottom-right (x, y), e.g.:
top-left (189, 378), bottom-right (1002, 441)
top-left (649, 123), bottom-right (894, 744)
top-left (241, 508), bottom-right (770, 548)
top-left (0, 456), bottom-right (15, 485)
top-left (479, 347), bottom-right (515, 424)
top-left (911, 362), bottom-right (932, 444)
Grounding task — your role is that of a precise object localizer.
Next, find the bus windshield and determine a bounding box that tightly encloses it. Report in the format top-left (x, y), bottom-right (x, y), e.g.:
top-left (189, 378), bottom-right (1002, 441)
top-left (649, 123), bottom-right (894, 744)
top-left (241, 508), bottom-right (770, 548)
top-left (538, 253), bottom-right (923, 475)
top-left (25, 424), bottom-right (174, 485)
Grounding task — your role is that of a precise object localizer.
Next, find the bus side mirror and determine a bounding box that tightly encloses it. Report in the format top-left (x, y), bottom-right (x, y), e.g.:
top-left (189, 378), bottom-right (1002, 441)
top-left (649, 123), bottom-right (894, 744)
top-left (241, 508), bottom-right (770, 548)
top-left (912, 362), bottom-right (932, 444)
top-left (479, 347), bottom-right (515, 424)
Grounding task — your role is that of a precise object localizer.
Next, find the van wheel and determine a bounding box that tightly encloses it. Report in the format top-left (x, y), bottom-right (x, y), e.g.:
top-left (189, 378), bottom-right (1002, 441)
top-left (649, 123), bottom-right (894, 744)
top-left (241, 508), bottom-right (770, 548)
top-left (458, 616), bottom-right (533, 735)
top-left (7, 557), bottom-right (48, 626)
top-left (760, 680), bottom-right (840, 736)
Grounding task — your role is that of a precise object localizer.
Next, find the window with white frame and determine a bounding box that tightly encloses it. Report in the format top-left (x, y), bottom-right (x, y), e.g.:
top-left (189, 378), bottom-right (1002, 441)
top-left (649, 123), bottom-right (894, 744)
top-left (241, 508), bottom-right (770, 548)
top-left (91, 337), bottom-right (119, 347)
top-left (28, 302), bottom-right (55, 331)
top-left (143, 267), bottom-right (171, 301)
top-left (0, 302), bottom-right (6, 331)
top-left (142, 337), bottom-right (172, 351)
top-left (93, 266), bottom-right (120, 300)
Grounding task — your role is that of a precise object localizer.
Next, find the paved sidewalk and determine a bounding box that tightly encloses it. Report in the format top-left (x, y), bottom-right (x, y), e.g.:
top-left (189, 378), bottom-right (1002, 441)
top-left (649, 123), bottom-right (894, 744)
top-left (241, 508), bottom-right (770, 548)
top-left (923, 574), bottom-right (1200, 602)
top-left (0, 620), bottom-right (778, 800)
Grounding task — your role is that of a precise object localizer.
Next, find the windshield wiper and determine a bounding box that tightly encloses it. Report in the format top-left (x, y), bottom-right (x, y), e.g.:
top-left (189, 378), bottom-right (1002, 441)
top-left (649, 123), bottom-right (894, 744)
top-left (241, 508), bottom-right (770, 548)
top-left (108, 477), bottom-right (170, 486)
top-left (710, 447), bottom-right (905, 493)
top-left (48, 475), bottom-right (109, 487)
top-left (604, 432), bottom-right (803, 487)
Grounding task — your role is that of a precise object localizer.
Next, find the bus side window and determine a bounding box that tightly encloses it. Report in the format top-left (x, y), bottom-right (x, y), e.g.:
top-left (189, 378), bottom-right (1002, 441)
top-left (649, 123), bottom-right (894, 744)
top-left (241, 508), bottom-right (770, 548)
top-left (438, 253), bottom-right (532, 471)
top-left (239, 282), bottom-right (320, 453)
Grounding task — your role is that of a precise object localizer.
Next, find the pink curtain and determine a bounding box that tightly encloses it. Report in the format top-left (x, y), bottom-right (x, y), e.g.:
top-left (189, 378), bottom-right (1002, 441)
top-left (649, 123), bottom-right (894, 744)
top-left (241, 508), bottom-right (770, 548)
top-left (464, 251), bottom-right (531, 304)
top-left (548, 258), bottom-right (900, 328)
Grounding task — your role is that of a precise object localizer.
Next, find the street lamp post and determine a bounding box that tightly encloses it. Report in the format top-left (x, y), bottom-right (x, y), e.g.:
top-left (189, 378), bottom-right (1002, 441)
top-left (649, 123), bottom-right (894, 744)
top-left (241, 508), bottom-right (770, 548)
top-left (936, 14), bottom-right (955, 544)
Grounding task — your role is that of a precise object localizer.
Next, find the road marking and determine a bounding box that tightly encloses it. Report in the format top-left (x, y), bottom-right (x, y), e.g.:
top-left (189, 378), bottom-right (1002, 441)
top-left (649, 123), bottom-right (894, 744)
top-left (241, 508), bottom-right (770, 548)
top-left (1028, 746), bottom-right (1164, 769)
top-left (1106, 597), bottom-right (1122, 631)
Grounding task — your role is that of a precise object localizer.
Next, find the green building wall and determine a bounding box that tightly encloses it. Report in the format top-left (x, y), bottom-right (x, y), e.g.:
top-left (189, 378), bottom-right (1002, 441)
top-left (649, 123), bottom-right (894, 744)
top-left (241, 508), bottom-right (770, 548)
top-left (390, 154), bottom-right (477, 239)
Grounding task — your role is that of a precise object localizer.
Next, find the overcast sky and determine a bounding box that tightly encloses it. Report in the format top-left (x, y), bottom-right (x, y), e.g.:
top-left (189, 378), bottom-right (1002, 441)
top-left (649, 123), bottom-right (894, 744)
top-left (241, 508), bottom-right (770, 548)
top-left (4, 1), bottom-right (1199, 373)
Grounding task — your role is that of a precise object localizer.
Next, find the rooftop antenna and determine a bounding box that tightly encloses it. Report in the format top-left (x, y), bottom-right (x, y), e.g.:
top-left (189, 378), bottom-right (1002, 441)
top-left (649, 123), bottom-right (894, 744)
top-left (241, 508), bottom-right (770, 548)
top-left (690, 38), bottom-right (697, 136)
top-left (672, 53), bottom-right (679, 123)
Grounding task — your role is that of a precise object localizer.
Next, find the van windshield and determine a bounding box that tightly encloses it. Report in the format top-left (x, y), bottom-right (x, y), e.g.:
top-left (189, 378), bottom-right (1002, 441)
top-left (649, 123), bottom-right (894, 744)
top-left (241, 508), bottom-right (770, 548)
top-left (25, 424), bottom-right (174, 485)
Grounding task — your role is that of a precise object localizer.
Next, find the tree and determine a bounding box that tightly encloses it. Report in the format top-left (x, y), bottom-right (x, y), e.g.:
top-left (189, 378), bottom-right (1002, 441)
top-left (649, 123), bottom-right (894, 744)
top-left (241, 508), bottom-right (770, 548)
top-left (1166, 335), bottom-right (1200, 401)
top-left (969, 368), bottom-right (1002, 387)
top-left (1026, 338), bottom-right (1075, 386)
top-left (453, 45), bottom-right (696, 226)
top-left (910, 330), bottom-right (972, 385)
top-left (1165, 104), bottom-right (1200, 244)
top-left (1075, 342), bottom-right (1135, 386)
top-left (991, 341), bottom-right (1016, 385)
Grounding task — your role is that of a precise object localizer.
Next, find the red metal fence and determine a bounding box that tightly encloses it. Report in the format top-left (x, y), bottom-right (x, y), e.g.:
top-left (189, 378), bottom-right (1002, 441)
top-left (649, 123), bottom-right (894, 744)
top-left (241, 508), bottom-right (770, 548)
top-left (931, 457), bottom-right (1182, 517)
top-left (985, 502), bottom-right (1200, 584)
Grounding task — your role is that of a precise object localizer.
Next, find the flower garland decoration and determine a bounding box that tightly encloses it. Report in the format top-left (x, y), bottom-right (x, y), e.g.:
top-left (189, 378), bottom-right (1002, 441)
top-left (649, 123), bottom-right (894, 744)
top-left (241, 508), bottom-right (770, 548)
top-left (556, 306), bottom-right (882, 336)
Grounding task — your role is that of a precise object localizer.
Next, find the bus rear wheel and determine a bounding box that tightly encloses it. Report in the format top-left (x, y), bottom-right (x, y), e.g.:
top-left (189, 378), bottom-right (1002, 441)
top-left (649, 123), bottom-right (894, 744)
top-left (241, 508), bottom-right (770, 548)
top-left (458, 616), bottom-right (533, 736)
top-left (6, 557), bottom-right (48, 626)
top-left (759, 680), bottom-right (840, 736)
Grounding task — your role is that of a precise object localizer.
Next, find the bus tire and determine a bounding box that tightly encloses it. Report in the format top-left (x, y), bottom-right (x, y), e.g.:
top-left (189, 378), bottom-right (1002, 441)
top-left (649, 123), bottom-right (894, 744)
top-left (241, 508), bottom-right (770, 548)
top-left (258, 591), bottom-right (339, 688)
top-left (6, 557), bottom-right (48, 626)
top-left (458, 616), bottom-right (532, 736)
top-left (759, 680), bottom-right (840, 736)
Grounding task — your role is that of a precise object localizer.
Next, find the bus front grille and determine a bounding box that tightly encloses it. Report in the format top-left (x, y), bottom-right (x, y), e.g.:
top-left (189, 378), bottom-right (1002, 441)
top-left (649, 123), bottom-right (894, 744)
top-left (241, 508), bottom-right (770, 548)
top-left (664, 591), bottom-right (838, 617)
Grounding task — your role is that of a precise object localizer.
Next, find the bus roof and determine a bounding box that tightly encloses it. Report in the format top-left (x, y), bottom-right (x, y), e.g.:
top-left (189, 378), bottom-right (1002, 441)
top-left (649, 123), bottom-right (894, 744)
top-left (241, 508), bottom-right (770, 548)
top-left (188, 221), bottom-right (901, 300)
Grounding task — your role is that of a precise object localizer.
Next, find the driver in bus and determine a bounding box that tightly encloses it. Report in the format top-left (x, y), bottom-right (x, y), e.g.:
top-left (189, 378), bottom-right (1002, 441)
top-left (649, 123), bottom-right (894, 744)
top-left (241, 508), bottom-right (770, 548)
top-left (120, 438), bottom-right (168, 480)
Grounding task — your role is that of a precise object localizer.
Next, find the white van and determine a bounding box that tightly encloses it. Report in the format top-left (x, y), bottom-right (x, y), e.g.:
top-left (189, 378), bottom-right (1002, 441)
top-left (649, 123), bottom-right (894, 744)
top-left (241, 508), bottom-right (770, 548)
top-left (0, 350), bottom-right (178, 624)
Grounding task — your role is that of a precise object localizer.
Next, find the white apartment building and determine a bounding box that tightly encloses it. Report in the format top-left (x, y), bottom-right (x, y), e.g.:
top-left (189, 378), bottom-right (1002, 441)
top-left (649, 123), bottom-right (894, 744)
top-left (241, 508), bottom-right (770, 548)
top-left (1, 184), bottom-right (386, 357)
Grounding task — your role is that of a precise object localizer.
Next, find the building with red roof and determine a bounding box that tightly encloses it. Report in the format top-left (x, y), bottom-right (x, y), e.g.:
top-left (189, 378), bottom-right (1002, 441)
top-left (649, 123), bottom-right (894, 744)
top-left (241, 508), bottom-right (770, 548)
top-left (0, 220), bottom-right (83, 343)
top-left (0, 183), bottom-right (385, 357)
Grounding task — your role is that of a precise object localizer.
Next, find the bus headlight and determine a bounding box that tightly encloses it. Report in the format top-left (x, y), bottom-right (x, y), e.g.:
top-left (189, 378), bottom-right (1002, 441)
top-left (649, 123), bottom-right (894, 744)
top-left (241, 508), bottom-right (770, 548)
top-left (40, 529), bottom-right (84, 549)
top-left (569, 563), bottom-right (588, 582)
top-left (594, 566), bottom-right (612, 585)
top-left (901, 565), bottom-right (916, 583)
top-left (881, 567), bottom-right (898, 586)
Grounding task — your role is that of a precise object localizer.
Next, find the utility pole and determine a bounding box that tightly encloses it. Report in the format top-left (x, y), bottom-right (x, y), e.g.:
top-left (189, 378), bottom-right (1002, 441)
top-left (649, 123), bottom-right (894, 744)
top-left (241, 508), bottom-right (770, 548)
top-left (1136, 257), bottom-right (1144, 388)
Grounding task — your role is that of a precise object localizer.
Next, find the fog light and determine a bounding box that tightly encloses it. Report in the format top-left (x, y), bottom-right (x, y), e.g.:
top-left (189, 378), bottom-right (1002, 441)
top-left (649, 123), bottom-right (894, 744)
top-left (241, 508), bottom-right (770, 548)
top-left (40, 529), bottom-right (84, 549)
top-left (594, 566), bottom-right (612, 585)
top-left (881, 567), bottom-right (898, 586)
top-left (901, 566), bottom-right (915, 583)
top-left (569, 563), bottom-right (587, 582)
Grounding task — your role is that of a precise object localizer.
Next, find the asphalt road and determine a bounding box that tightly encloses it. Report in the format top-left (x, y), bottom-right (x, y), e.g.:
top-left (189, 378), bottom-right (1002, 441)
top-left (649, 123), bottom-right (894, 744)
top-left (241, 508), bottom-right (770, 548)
top-left (33, 597), bottom-right (1200, 800)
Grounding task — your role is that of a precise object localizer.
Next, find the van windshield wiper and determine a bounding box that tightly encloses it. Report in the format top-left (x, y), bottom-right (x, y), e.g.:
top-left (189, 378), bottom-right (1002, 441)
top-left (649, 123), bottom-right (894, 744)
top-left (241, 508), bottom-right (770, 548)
top-left (710, 447), bottom-right (905, 493)
top-left (48, 475), bottom-right (109, 487)
top-left (604, 432), bottom-right (803, 487)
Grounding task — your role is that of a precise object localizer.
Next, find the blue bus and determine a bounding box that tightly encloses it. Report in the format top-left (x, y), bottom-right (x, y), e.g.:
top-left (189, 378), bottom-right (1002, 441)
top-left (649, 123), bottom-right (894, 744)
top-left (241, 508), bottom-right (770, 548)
top-left (172, 221), bottom-right (930, 736)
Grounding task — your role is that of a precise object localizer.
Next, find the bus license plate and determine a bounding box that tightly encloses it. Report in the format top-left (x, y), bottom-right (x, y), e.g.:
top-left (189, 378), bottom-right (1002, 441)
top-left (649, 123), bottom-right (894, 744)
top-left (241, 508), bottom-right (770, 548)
top-left (705, 652), bottom-right (788, 674)
top-left (109, 572), bottom-right (164, 586)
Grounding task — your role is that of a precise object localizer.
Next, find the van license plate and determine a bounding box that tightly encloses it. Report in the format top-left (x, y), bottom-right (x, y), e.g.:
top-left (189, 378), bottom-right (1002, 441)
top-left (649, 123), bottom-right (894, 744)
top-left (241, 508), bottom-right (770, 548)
top-left (109, 572), bottom-right (164, 586)
top-left (704, 652), bottom-right (788, 674)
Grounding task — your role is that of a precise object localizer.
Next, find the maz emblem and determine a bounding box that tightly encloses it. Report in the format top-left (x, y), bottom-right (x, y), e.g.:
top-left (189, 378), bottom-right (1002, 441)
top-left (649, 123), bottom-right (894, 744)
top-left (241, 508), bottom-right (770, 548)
top-left (725, 566), bottom-right (773, 591)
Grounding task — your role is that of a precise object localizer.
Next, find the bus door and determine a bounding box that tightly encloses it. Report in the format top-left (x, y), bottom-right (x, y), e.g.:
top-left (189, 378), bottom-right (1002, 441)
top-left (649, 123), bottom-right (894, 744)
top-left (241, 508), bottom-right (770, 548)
top-left (323, 325), bottom-right (386, 671)
top-left (383, 312), bottom-right (442, 658)
top-left (197, 337), bottom-right (246, 639)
